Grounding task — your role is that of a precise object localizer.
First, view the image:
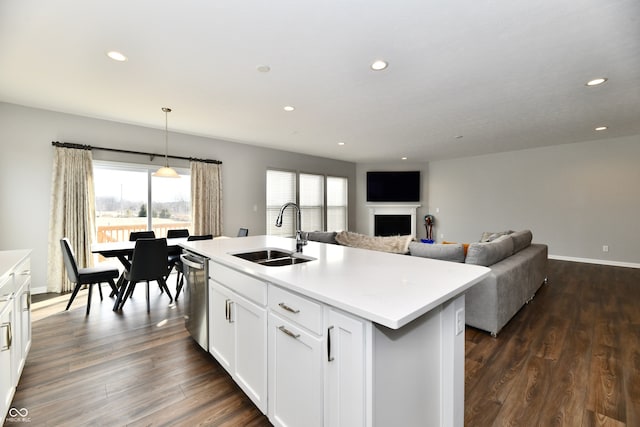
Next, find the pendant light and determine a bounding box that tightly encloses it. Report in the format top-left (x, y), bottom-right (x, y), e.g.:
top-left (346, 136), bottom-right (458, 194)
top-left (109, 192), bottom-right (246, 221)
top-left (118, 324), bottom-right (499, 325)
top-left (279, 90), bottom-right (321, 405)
top-left (153, 107), bottom-right (180, 178)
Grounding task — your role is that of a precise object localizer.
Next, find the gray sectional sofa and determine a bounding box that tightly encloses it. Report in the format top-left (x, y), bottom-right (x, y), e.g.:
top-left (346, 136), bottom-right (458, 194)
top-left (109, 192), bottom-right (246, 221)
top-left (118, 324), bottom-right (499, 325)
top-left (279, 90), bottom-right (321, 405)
top-left (409, 230), bottom-right (548, 336)
top-left (305, 229), bottom-right (548, 337)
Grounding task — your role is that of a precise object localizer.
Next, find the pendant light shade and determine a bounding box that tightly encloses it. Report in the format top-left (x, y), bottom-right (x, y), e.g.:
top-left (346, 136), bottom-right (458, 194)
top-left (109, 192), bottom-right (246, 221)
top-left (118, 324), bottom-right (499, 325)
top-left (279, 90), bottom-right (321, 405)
top-left (153, 107), bottom-right (180, 178)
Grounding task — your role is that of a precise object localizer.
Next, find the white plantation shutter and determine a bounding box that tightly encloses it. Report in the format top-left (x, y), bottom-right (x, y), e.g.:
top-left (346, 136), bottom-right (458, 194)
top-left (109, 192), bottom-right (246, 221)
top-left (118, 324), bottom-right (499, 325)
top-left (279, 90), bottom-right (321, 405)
top-left (266, 169), bottom-right (348, 235)
top-left (266, 170), bottom-right (296, 236)
top-left (327, 176), bottom-right (348, 231)
top-left (300, 173), bottom-right (324, 232)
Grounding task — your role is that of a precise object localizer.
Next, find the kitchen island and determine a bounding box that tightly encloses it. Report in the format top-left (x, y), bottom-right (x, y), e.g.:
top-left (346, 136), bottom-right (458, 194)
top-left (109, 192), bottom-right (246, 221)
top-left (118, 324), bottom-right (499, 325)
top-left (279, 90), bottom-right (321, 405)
top-left (181, 235), bottom-right (489, 427)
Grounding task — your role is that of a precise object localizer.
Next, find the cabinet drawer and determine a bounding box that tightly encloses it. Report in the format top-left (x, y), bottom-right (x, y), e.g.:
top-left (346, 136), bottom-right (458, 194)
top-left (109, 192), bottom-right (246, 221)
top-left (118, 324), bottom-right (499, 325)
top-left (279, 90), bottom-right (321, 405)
top-left (269, 286), bottom-right (323, 335)
top-left (209, 261), bottom-right (267, 306)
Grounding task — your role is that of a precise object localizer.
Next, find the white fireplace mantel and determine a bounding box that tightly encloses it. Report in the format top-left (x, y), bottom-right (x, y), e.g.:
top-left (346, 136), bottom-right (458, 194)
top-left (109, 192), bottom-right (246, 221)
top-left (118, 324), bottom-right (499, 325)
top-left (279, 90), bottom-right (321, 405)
top-left (367, 203), bottom-right (421, 238)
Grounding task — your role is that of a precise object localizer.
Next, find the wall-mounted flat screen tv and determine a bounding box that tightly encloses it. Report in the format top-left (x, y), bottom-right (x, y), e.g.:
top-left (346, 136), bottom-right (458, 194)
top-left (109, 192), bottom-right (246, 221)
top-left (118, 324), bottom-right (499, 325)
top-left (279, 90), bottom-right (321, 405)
top-left (366, 171), bottom-right (420, 202)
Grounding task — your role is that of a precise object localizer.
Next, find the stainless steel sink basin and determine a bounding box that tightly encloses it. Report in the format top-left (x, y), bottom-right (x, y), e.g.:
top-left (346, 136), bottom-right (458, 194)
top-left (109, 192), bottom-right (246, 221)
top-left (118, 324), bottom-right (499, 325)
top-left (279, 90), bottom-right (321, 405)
top-left (231, 248), bottom-right (315, 266)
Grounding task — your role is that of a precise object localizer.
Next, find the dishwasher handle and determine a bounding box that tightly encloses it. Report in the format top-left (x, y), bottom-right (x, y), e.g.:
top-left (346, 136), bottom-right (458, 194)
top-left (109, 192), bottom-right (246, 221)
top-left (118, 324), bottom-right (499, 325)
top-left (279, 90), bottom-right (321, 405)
top-left (180, 254), bottom-right (205, 269)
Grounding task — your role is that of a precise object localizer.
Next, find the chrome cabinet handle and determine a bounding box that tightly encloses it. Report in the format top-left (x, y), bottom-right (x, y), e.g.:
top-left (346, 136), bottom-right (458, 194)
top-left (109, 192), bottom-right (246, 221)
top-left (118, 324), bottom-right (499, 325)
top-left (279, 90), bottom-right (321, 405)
top-left (278, 302), bottom-right (300, 314)
top-left (327, 326), bottom-right (334, 362)
top-left (1, 322), bottom-right (11, 351)
top-left (224, 299), bottom-right (234, 323)
top-left (278, 325), bottom-right (300, 339)
top-left (24, 292), bottom-right (31, 311)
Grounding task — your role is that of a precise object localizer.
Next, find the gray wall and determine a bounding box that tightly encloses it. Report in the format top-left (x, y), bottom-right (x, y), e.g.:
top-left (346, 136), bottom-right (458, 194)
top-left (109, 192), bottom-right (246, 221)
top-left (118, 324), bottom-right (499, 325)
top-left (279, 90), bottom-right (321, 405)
top-left (427, 136), bottom-right (640, 266)
top-left (0, 102), bottom-right (356, 292)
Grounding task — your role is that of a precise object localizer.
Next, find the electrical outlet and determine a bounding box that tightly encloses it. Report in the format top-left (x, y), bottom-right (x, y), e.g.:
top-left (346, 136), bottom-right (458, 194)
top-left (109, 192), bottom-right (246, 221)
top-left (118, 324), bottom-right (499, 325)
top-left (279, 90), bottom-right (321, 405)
top-left (602, 245), bottom-right (609, 252)
top-left (455, 308), bottom-right (465, 335)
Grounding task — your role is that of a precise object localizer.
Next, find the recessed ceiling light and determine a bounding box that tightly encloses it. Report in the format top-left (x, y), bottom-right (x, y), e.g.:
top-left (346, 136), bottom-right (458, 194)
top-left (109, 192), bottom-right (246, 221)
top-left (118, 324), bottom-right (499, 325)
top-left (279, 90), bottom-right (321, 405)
top-left (257, 65), bottom-right (271, 73)
top-left (401, 157), bottom-right (408, 160)
top-left (283, 105), bottom-right (295, 112)
top-left (106, 51), bottom-right (127, 62)
top-left (371, 60), bottom-right (388, 71)
top-left (586, 77), bottom-right (607, 86)
top-left (337, 142), bottom-right (345, 146)
top-left (595, 126), bottom-right (608, 131)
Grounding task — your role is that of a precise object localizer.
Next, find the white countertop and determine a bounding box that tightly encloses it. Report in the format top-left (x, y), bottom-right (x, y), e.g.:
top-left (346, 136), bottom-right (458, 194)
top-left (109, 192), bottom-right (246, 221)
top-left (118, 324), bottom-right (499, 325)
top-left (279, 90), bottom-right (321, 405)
top-left (181, 235), bottom-right (490, 329)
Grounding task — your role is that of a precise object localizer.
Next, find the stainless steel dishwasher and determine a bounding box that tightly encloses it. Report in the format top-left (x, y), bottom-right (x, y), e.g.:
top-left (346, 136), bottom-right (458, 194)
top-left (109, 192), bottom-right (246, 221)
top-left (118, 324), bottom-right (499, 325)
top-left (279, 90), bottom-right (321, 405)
top-left (181, 250), bottom-right (208, 351)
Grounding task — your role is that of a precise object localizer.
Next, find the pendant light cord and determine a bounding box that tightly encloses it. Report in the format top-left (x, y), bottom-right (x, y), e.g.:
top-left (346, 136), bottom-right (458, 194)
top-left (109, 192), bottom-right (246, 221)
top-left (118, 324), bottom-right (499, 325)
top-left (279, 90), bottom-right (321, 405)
top-left (162, 107), bottom-right (171, 167)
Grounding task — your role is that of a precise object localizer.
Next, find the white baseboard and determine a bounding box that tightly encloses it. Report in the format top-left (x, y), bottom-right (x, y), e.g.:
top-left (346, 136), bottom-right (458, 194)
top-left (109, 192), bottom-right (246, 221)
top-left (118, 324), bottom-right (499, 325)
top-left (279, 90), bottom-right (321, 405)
top-left (549, 254), bottom-right (640, 269)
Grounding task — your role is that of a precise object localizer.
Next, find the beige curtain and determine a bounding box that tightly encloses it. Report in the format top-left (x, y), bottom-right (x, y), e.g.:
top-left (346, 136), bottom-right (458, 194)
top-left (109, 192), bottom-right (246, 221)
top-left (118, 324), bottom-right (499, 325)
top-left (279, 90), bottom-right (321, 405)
top-left (47, 146), bottom-right (96, 292)
top-left (191, 161), bottom-right (222, 236)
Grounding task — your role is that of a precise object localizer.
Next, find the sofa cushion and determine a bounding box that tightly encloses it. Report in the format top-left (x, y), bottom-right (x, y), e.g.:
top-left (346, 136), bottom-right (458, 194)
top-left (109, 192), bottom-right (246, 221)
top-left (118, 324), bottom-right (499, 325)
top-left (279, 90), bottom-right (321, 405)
top-left (511, 229), bottom-right (533, 253)
top-left (465, 234), bottom-right (514, 266)
top-left (304, 231), bottom-right (338, 244)
top-left (443, 241), bottom-right (470, 256)
top-left (479, 230), bottom-right (514, 242)
top-left (409, 242), bottom-right (465, 263)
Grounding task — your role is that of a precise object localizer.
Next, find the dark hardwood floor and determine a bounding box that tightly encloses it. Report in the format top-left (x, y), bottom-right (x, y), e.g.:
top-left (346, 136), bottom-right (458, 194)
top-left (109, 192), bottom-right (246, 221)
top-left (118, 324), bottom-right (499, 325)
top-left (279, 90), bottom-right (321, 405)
top-left (9, 282), bottom-right (271, 427)
top-left (7, 260), bottom-right (639, 426)
top-left (465, 260), bottom-right (640, 427)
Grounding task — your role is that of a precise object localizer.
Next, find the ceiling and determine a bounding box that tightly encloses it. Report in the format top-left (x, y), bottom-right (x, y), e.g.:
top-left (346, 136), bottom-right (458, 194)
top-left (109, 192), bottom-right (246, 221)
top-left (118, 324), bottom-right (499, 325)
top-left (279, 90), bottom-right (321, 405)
top-left (1, 0), bottom-right (639, 163)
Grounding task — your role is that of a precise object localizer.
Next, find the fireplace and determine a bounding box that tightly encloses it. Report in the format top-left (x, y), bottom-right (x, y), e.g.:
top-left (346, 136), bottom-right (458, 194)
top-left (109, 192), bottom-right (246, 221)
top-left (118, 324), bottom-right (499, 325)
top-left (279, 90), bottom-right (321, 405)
top-left (374, 215), bottom-right (411, 236)
top-left (367, 204), bottom-right (421, 238)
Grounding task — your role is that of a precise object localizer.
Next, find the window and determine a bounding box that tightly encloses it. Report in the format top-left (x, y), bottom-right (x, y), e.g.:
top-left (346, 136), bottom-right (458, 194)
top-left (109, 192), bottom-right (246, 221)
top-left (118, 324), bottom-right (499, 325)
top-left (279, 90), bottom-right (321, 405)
top-left (327, 176), bottom-right (348, 231)
top-left (266, 170), bottom-right (296, 237)
top-left (266, 169), bottom-right (348, 236)
top-left (93, 161), bottom-right (191, 242)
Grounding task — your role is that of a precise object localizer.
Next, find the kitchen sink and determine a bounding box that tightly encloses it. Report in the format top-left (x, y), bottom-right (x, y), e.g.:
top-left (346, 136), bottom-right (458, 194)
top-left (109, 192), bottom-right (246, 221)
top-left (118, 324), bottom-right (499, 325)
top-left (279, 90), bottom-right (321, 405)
top-left (231, 248), bottom-right (315, 266)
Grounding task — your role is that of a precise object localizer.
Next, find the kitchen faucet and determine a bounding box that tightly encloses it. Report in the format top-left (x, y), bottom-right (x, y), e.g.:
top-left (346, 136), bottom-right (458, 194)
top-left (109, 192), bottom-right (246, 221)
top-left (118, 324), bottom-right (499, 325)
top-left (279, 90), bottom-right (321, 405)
top-left (275, 202), bottom-right (307, 252)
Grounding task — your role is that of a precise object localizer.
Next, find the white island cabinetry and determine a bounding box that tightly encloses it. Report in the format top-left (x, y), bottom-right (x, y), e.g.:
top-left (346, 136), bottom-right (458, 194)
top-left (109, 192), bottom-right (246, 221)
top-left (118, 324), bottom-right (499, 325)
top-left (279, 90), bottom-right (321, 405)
top-left (208, 260), bottom-right (267, 413)
top-left (184, 235), bottom-right (490, 427)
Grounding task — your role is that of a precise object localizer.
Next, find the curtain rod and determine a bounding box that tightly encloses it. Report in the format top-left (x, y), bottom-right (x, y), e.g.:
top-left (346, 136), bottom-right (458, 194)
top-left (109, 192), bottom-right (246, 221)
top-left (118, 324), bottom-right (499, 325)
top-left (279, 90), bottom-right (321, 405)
top-left (51, 141), bottom-right (222, 165)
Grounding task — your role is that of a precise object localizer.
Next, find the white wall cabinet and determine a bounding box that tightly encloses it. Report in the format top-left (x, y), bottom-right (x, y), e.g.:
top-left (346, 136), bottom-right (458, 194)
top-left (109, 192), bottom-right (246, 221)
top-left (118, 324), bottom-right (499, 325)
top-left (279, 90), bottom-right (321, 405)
top-left (208, 262), bottom-right (267, 413)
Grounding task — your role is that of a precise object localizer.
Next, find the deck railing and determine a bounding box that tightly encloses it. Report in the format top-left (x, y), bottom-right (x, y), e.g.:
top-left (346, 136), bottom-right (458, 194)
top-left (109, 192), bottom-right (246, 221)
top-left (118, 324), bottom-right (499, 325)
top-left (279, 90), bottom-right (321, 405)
top-left (96, 222), bottom-right (193, 243)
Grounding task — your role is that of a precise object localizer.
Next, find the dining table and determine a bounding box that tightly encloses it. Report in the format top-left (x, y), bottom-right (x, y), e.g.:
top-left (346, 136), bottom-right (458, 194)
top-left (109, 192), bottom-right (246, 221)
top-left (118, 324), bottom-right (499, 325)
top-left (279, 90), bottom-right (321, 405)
top-left (91, 237), bottom-right (188, 310)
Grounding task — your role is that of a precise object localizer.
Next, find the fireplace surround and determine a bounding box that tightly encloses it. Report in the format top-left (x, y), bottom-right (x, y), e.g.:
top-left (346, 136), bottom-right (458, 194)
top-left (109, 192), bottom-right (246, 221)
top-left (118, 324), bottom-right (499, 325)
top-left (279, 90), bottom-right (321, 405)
top-left (367, 204), bottom-right (420, 238)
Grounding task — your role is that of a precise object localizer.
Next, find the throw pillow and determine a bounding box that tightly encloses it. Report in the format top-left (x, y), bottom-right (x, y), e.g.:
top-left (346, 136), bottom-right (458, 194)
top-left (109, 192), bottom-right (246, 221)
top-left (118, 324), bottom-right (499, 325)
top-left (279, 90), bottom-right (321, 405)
top-left (409, 242), bottom-right (465, 263)
top-left (465, 234), bottom-right (514, 266)
top-left (479, 230), bottom-right (514, 243)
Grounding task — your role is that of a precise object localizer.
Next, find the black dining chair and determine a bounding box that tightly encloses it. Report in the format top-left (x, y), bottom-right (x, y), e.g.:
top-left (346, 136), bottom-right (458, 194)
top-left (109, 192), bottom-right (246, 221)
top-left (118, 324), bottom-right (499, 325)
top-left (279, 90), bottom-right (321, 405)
top-left (60, 238), bottom-right (119, 315)
top-left (166, 228), bottom-right (189, 278)
top-left (116, 238), bottom-right (172, 313)
top-left (129, 230), bottom-right (156, 241)
top-left (174, 234), bottom-right (213, 300)
top-left (237, 228), bottom-right (249, 237)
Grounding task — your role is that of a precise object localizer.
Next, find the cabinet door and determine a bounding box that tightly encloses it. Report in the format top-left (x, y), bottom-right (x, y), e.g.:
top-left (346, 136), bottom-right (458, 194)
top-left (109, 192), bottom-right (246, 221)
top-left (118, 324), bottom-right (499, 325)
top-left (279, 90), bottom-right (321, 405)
top-left (0, 302), bottom-right (13, 421)
top-left (326, 309), bottom-right (368, 427)
top-left (268, 312), bottom-right (323, 427)
top-left (233, 294), bottom-right (267, 413)
top-left (208, 280), bottom-right (235, 373)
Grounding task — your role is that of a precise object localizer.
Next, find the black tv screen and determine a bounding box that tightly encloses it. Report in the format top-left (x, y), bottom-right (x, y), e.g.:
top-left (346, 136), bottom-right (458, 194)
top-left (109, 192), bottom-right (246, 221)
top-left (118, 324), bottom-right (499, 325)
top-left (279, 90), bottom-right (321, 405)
top-left (366, 171), bottom-right (420, 202)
